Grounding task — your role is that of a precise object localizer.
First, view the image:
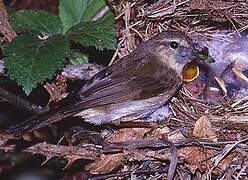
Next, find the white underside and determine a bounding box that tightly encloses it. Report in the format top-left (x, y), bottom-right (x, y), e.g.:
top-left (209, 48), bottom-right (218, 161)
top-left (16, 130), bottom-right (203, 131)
top-left (74, 95), bottom-right (169, 124)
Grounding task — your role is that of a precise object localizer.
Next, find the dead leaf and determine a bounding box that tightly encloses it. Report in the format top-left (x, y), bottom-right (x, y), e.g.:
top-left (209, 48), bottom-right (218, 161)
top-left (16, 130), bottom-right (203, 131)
top-left (179, 146), bottom-right (215, 173)
top-left (85, 128), bottom-right (149, 174)
top-left (84, 153), bottom-right (125, 174)
top-left (106, 128), bottom-right (149, 143)
top-left (193, 116), bottom-right (217, 141)
top-left (213, 152), bottom-right (237, 175)
top-left (168, 130), bottom-right (186, 143)
top-left (24, 142), bottom-right (100, 162)
top-left (0, 0), bottom-right (17, 42)
top-left (178, 146), bottom-right (236, 175)
top-left (144, 125), bottom-right (170, 139)
top-left (44, 75), bottom-right (68, 105)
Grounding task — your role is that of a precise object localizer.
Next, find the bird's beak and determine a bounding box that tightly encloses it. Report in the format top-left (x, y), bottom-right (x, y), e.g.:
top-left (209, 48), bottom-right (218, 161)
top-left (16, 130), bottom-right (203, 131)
top-left (195, 47), bottom-right (215, 64)
top-left (232, 67), bottom-right (248, 83)
top-left (214, 76), bottom-right (227, 94)
top-left (182, 46), bottom-right (215, 82)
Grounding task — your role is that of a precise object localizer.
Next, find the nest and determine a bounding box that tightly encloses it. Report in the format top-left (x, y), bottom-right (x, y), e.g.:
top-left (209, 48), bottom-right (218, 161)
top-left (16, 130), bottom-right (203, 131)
top-left (110, 0), bottom-right (248, 178)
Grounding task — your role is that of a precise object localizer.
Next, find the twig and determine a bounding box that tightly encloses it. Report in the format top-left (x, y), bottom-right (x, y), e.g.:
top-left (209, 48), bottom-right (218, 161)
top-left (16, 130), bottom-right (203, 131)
top-left (0, 86), bottom-right (47, 115)
top-left (0, 140), bottom-right (101, 162)
top-left (25, 142), bottom-right (101, 160)
top-left (160, 139), bottom-right (178, 180)
top-left (90, 168), bottom-right (170, 180)
top-left (108, 38), bottom-right (125, 66)
top-left (234, 165), bottom-right (247, 180)
top-left (208, 136), bottom-right (248, 175)
top-left (0, 58), bottom-right (4, 74)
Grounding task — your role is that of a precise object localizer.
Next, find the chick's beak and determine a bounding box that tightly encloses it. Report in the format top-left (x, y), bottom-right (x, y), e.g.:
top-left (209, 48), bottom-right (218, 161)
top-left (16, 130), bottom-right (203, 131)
top-left (182, 62), bottom-right (199, 82)
top-left (232, 67), bottom-right (248, 83)
top-left (196, 47), bottom-right (215, 64)
top-left (182, 46), bottom-right (214, 82)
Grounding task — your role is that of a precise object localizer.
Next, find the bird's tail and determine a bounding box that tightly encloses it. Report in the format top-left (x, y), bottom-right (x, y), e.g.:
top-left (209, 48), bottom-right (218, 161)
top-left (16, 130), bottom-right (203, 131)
top-left (6, 108), bottom-right (68, 137)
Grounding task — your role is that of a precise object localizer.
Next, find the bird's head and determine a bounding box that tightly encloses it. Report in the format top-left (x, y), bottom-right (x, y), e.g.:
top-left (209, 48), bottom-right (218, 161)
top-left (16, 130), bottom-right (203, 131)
top-left (142, 31), bottom-right (214, 81)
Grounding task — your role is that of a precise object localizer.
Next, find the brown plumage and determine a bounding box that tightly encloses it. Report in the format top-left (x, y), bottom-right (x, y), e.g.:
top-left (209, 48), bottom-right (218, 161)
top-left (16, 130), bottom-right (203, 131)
top-left (7, 31), bottom-right (201, 137)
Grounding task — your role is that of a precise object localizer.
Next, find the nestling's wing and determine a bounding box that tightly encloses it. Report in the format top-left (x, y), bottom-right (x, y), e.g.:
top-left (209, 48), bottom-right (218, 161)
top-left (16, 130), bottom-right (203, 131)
top-left (7, 55), bottom-right (181, 137)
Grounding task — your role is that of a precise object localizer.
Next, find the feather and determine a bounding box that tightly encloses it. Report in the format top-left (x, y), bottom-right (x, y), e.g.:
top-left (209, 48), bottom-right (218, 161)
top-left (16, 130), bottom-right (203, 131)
top-left (6, 35), bottom-right (184, 137)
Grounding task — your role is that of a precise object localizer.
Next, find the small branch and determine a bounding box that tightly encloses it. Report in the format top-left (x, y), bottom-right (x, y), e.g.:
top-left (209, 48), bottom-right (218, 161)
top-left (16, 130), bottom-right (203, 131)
top-left (0, 139), bottom-right (101, 161)
top-left (0, 58), bottom-right (4, 74)
top-left (0, 86), bottom-right (47, 115)
top-left (25, 142), bottom-right (101, 161)
top-left (90, 168), bottom-right (170, 180)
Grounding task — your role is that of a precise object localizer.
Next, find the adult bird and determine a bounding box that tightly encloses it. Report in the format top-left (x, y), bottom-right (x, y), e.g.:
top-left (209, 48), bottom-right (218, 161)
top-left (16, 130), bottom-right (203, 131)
top-left (7, 31), bottom-right (209, 137)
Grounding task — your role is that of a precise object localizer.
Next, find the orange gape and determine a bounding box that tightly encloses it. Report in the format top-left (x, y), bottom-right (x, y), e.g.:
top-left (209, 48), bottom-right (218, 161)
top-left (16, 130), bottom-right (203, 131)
top-left (182, 62), bottom-right (200, 82)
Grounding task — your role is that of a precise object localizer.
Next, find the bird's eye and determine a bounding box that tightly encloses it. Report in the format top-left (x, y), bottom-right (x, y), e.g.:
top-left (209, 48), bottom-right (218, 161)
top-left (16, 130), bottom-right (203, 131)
top-left (170, 41), bottom-right (179, 49)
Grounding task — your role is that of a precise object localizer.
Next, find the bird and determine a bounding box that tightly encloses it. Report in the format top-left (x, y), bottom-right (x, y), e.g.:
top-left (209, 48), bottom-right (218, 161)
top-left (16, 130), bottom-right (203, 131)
top-left (195, 31), bottom-right (248, 100)
top-left (7, 31), bottom-right (210, 137)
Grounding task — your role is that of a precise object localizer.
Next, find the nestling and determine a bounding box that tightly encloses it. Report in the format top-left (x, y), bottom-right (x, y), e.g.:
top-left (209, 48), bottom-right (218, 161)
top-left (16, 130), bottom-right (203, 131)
top-left (7, 31), bottom-right (210, 137)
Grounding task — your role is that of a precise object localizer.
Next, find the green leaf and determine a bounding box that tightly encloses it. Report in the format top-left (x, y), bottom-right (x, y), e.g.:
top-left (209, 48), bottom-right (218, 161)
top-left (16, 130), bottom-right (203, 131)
top-left (101, 12), bottom-right (115, 26)
top-left (11, 10), bottom-right (62, 35)
top-left (69, 51), bottom-right (89, 65)
top-left (66, 19), bottom-right (116, 50)
top-left (3, 35), bottom-right (69, 95)
top-left (82, 0), bottom-right (106, 21)
top-left (59, 0), bottom-right (110, 34)
top-left (59, 0), bottom-right (88, 34)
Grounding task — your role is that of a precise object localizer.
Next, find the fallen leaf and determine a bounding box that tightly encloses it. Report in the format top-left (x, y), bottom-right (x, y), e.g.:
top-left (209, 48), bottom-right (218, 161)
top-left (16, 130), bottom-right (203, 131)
top-left (144, 125), bottom-right (170, 139)
top-left (0, 0), bottom-right (17, 42)
top-left (106, 128), bottom-right (149, 143)
top-left (44, 75), bottom-right (68, 105)
top-left (193, 116), bottom-right (217, 141)
top-left (84, 153), bottom-right (125, 174)
top-left (179, 146), bottom-right (215, 173)
top-left (85, 128), bottom-right (149, 174)
top-left (178, 146), bottom-right (236, 175)
top-left (168, 129), bottom-right (186, 143)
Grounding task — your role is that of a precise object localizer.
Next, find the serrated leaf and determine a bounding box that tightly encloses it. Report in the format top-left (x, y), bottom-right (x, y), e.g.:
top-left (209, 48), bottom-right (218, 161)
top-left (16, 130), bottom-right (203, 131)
top-left (82, 0), bottom-right (106, 21)
top-left (59, 0), bottom-right (111, 34)
top-left (11, 10), bottom-right (62, 35)
top-left (59, 0), bottom-right (88, 34)
top-left (101, 12), bottom-right (115, 26)
top-left (66, 19), bottom-right (116, 50)
top-left (4, 35), bottom-right (69, 95)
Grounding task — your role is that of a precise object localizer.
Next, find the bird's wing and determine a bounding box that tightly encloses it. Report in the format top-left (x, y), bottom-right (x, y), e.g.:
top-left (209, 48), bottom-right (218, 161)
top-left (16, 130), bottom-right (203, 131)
top-left (7, 55), bottom-right (181, 137)
top-left (65, 54), bottom-right (181, 112)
